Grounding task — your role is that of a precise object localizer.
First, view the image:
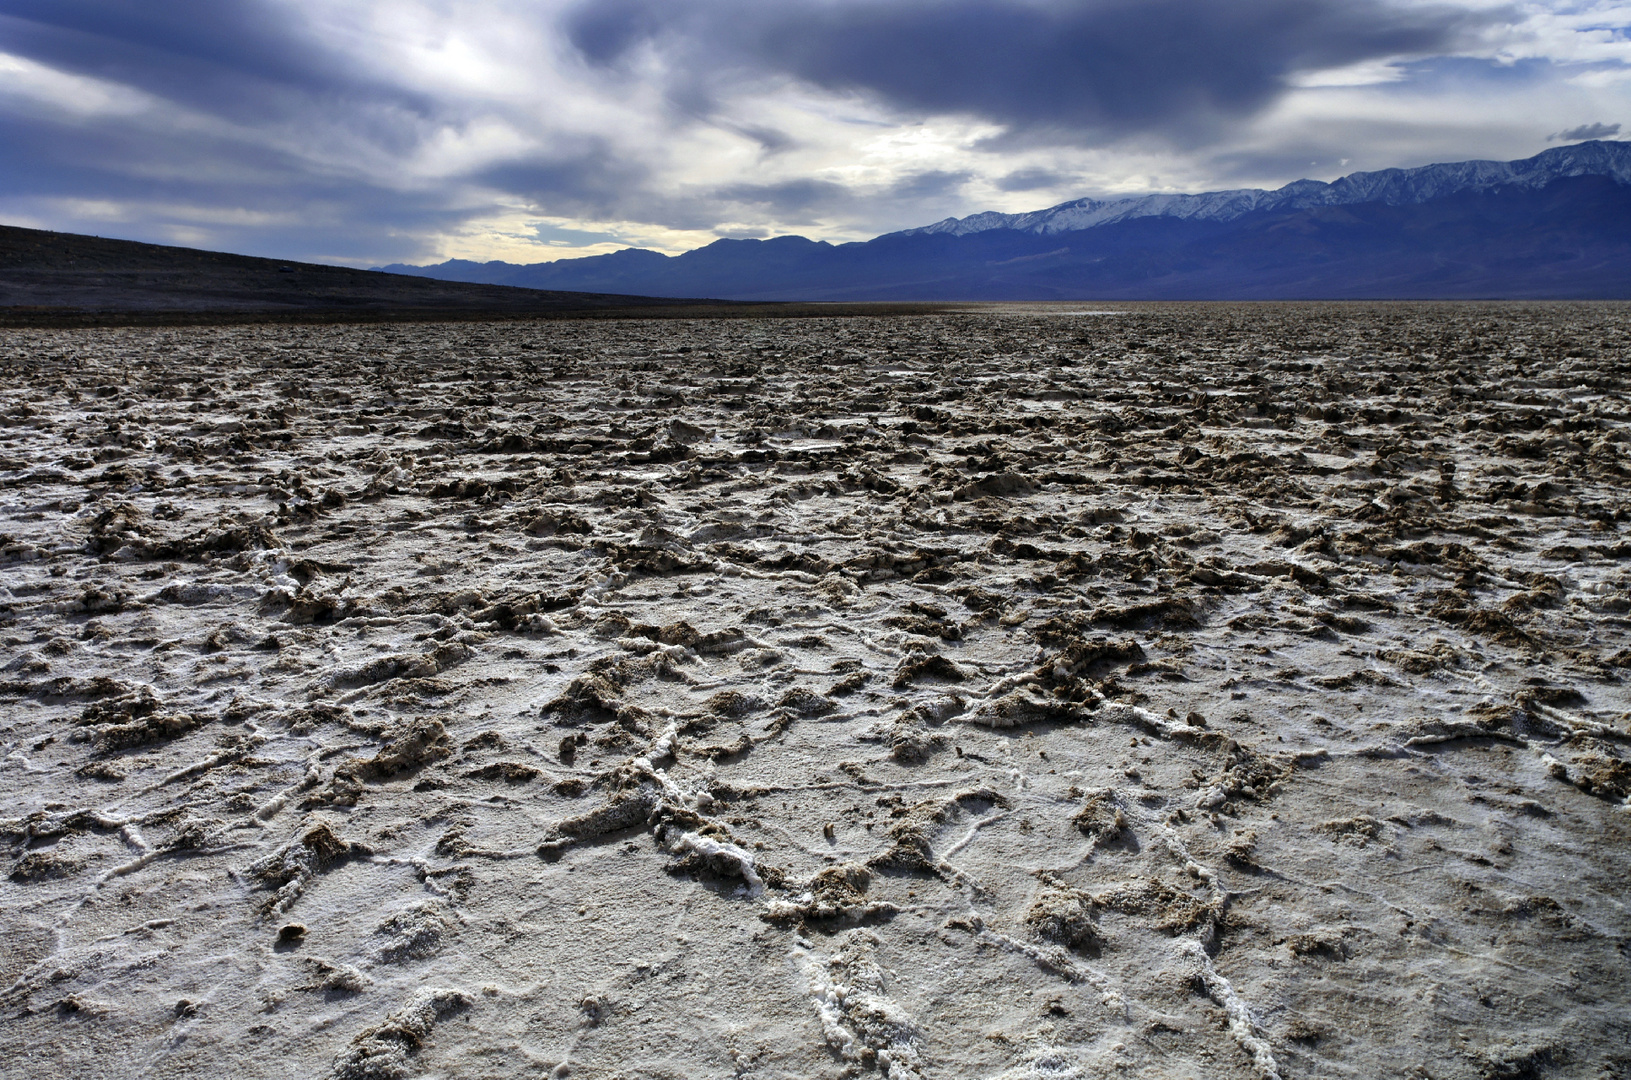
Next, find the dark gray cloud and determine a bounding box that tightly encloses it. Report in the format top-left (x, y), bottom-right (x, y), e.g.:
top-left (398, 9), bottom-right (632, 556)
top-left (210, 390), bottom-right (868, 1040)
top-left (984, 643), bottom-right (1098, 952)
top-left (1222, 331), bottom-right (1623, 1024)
top-left (566, 0), bottom-right (1485, 144)
top-left (0, 3), bottom-right (429, 126)
top-left (1552, 121), bottom-right (1621, 142)
top-left (997, 166), bottom-right (1073, 192)
top-left (0, 106), bottom-right (467, 262)
top-left (889, 169), bottom-right (974, 199)
top-left (0, 1), bottom-right (456, 260)
top-left (717, 178), bottom-right (854, 216)
top-left (719, 121), bottom-right (798, 154)
top-left (714, 170), bottom-right (972, 226)
top-left (478, 141), bottom-right (661, 224)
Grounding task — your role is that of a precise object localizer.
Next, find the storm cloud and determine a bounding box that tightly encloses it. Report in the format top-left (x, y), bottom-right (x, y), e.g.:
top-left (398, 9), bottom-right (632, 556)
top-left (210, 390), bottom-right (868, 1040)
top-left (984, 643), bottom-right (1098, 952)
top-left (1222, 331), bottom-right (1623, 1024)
top-left (1553, 121), bottom-right (1621, 142)
top-left (567, 0), bottom-right (1484, 142)
top-left (0, 1), bottom-right (420, 124)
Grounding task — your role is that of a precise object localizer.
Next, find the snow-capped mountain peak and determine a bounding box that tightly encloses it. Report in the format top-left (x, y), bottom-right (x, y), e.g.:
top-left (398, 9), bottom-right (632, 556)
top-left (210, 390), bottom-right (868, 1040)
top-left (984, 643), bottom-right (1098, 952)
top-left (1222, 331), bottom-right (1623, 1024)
top-left (895, 140), bottom-right (1631, 238)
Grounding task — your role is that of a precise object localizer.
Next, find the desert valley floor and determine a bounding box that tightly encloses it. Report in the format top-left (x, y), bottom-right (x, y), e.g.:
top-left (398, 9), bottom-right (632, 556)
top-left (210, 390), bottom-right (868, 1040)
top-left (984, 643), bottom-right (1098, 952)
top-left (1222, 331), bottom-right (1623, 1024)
top-left (0, 303), bottom-right (1628, 1079)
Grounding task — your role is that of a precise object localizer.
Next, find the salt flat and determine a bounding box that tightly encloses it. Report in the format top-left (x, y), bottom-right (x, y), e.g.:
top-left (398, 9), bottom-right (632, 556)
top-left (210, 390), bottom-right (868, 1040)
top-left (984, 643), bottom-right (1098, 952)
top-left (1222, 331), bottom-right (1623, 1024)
top-left (1, 303), bottom-right (1627, 1080)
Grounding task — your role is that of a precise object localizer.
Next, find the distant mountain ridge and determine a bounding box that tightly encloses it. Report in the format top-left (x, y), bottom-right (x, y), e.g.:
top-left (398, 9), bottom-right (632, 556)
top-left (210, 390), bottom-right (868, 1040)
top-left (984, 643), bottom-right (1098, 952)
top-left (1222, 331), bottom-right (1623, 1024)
top-left (377, 141), bottom-right (1631, 300)
top-left (896, 140), bottom-right (1631, 236)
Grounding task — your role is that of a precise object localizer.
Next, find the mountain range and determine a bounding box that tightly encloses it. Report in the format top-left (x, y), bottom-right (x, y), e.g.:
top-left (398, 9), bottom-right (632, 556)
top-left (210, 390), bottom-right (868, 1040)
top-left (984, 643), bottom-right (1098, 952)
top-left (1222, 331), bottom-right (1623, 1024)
top-left (378, 141), bottom-right (1631, 300)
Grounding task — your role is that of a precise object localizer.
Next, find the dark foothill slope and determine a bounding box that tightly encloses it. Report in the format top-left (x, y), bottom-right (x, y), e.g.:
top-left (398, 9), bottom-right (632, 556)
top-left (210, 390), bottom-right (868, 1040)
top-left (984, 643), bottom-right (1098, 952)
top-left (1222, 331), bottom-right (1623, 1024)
top-left (0, 224), bottom-right (716, 325)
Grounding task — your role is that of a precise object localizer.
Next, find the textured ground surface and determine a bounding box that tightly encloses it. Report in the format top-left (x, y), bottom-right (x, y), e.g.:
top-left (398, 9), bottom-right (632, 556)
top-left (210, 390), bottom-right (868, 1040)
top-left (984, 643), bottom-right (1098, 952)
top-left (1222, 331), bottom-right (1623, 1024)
top-left (1, 303), bottom-right (1629, 1080)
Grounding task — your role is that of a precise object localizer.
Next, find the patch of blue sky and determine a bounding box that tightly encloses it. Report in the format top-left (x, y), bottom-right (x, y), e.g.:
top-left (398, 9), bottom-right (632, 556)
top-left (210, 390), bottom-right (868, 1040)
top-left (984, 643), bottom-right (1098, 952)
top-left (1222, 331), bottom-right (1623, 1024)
top-left (530, 222), bottom-right (625, 247)
top-left (1376, 55), bottom-right (1580, 91)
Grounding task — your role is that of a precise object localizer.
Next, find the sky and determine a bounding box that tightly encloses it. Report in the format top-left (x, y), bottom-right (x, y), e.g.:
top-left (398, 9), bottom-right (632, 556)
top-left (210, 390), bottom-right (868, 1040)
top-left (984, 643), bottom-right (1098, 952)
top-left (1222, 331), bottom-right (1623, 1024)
top-left (2, 0), bottom-right (1631, 267)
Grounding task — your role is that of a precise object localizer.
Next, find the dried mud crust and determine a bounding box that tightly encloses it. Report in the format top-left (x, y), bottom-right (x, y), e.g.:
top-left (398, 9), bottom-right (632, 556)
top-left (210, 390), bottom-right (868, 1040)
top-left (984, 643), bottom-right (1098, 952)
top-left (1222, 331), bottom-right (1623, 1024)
top-left (0, 304), bottom-right (1629, 1080)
